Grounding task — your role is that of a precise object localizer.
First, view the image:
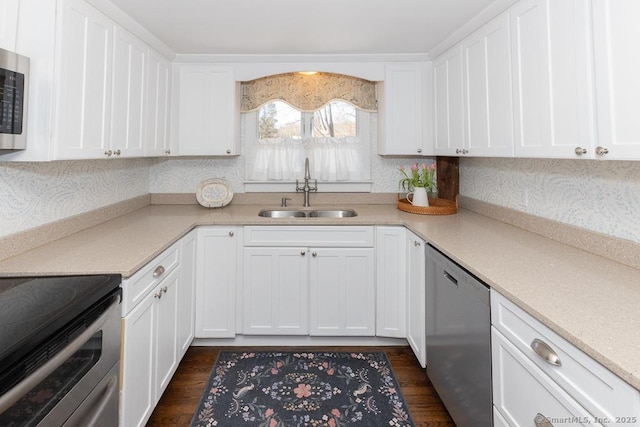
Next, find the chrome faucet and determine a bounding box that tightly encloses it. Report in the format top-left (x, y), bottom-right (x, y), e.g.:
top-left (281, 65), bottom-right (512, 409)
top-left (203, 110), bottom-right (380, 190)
top-left (296, 158), bottom-right (318, 207)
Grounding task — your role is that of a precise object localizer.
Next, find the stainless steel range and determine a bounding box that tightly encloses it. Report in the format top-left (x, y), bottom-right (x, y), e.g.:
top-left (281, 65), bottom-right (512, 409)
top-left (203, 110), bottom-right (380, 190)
top-left (0, 274), bottom-right (121, 426)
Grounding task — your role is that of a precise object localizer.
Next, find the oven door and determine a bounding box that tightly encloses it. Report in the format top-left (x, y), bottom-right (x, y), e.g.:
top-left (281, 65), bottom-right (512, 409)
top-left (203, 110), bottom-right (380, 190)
top-left (0, 292), bottom-right (121, 426)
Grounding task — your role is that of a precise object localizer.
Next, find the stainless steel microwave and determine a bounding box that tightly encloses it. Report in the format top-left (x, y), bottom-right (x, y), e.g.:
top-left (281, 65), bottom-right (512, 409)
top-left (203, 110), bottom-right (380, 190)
top-left (0, 48), bottom-right (29, 154)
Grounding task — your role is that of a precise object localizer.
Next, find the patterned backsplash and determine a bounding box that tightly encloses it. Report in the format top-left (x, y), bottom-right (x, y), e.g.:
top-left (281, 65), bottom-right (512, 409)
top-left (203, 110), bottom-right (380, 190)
top-left (2, 153), bottom-right (638, 245)
top-left (460, 157), bottom-right (640, 244)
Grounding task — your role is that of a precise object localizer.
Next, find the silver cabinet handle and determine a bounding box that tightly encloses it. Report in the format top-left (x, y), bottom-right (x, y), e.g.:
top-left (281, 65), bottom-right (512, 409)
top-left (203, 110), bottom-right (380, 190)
top-left (531, 338), bottom-right (562, 366)
top-left (165, 149), bottom-right (171, 155)
top-left (226, 149), bottom-right (231, 154)
top-left (596, 146), bottom-right (609, 156)
top-left (154, 291), bottom-right (162, 299)
top-left (153, 265), bottom-right (165, 278)
top-left (301, 250), bottom-right (306, 256)
top-left (312, 252), bottom-right (317, 257)
top-left (574, 147), bottom-right (587, 155)
top-left (414, 240), bottom-right (421, 247)
top-left (455, 148), bottom-right (461, 154)
top-left (229, 231), bottom-right (234, 237)
top-left (535, 413), bottom-right (553, 426)
top-left (114, 149), bottom-right (121, 156)
top-left (104, 150), bottom-right (113, 157)
top-left (462, 149), bottom-right (469, 155)
top-left (161, 286), bottom-right (168, 294)
top-left (417, 148), bottom-right (422, 153)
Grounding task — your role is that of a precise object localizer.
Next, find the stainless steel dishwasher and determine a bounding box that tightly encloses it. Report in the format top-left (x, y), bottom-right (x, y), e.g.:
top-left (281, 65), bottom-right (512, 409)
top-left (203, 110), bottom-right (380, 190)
top-left (425, 245), bottom-right (492, 426)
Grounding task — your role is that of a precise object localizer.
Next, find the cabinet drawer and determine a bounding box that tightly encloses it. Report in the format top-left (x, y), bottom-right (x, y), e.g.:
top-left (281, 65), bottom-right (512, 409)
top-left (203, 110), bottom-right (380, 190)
top-left (492, 327), bottom-right (595, 426)
top-left (491, 291), bottom-right (640, 423)
top-left (243, 226), bottom-right (374, 247)
top-left (121, 241), bottom-right (180, 316)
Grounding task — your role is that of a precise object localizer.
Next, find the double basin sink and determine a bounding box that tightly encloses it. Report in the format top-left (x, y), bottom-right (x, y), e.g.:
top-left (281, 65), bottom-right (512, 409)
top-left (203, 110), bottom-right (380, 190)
top-left (258, 208), bottom-right (358, 218)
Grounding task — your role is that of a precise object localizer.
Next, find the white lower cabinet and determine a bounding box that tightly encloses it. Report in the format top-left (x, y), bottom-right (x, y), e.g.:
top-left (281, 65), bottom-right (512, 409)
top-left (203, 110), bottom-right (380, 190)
top-left (375, 227), bottom-right (407, 338)
top-left (121, 267), bottom-right (180, 427)
top-left (492, 327), bottom-right (595, 425)
top-left (195, 226), bottom-right (239, 338)
top-left (177, 229), bottom-right (197, 357)
top-left (243, 247), bottom-right (309, 335)
top-left (406, 230), bottom-right (426, 368)
top-left (120, 235), bottom-right (195, 427)
top-left (492, 290), bottom-right (640, 426)
top-left (242, 226), bottom-right (375, 337)
top-left (309, 247), bottom-right (375, 336)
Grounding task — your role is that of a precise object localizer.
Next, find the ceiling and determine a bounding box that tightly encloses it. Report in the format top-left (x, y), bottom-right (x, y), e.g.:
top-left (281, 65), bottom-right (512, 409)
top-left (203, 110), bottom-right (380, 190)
top-left (108, 0), bottom-right (498, 55)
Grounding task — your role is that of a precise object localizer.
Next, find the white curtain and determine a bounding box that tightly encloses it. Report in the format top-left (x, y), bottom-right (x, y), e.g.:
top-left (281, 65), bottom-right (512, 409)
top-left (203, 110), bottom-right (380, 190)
top-left (248, 137), bottom-right (363, 181)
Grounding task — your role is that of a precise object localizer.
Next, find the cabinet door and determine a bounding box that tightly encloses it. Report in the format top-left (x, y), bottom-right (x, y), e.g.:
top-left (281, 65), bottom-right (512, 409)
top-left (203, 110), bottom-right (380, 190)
top-left (121, 288), bottom-right (157, 427)
top-left (492, 327), bottom-right (594, 426)
top-left (154, 269), bottom-right (180, 400)
top-left (243, 247), bottom-right (308, 335)
top-left (592, 0), bottom-right (640, 160)
top-left (433, 45), bottom-right (465, 156)
top-left (378, 64), bottom-right (426, 155)
top-left (177, 65), bottom-right (239, 156)
top-left (510, 0), bottom-right (595, 159)
top-left (55, 0), bottom-right (114, 159)
top-left (177, 229), bottom-right (196, 358)
top-left (463, 13), bottom-right (513, 157)
top-left (111, 26), bottom-right (147, 157)
top-left (406, 231), bottom-right (426, 367)
top-left (145, 49), bottom-right (171, 156)
top-left (0, 0), bottom-right (19, 51)
top-left (375, 227), bottom-right (407, 338)
top-left (195, 227), bottom-right (237, 338)
top-left (309, 248), bottom-right (375, 336)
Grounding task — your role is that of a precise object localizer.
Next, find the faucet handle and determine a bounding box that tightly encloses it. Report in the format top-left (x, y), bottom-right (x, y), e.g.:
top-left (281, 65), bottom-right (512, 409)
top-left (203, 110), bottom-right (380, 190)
top-left (281, 197), bottom-right (291, 207)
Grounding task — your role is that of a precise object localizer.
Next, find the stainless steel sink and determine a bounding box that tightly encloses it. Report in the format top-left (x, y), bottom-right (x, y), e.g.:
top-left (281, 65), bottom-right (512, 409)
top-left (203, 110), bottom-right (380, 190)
top-left (258, 209), bottom-right (358, 218)
top-left (258, 209), bottom-right (307, 218)
top-left (308, 209), bottom-right (358, 218)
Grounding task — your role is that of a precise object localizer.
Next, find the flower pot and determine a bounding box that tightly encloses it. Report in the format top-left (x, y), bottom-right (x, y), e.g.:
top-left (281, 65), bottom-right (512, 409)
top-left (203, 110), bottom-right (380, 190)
top-left (407, 187), bottom-right (429, 207)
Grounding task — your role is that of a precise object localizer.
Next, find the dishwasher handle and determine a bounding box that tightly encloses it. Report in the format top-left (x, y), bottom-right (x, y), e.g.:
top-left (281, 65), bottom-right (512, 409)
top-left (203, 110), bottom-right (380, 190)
top-left (443, 271), bottom-right (458, 286)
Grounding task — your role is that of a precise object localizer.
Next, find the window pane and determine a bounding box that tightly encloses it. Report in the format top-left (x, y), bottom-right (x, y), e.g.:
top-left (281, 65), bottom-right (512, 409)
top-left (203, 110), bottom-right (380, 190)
top-left (258, 101), bottom-right (301, 139)
top-left (311, 101), bottom-right (357, 138)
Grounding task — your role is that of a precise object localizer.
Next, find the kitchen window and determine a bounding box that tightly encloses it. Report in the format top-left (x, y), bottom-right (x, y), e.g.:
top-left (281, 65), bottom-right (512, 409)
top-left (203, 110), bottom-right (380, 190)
top-left (241, 72), bottom-right (375, 192)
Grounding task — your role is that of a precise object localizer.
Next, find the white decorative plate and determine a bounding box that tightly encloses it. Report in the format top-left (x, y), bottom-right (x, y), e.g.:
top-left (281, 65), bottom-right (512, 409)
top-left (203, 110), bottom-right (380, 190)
top-left (196, 179), bottom-right (234, 208)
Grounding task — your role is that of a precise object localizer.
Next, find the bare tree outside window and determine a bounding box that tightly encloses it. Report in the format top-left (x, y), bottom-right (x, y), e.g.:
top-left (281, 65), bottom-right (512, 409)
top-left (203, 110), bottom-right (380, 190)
top-left (312, 101), bottom-right (357, 138)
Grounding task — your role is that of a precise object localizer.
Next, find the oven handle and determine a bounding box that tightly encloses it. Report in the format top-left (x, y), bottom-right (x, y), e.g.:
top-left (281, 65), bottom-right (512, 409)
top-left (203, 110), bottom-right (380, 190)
top-left (83, 374), bottom-right (118, 426)
top-left (0, 294), bottom-right (120, 413)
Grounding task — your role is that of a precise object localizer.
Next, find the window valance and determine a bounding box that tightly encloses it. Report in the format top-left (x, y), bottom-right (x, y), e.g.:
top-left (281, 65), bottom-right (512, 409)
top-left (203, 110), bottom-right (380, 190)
top-left (240, 72), bottom-right (377, 112)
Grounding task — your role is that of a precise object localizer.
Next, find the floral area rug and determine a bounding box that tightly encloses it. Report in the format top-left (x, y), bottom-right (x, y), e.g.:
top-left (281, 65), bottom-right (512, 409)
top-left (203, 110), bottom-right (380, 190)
top-left (190, 351), bottom-right (415, 427)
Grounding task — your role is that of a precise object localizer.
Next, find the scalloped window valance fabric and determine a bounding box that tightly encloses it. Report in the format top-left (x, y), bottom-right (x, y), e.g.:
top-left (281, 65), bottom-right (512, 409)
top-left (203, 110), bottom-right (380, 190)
top-left (240, 72), bottom-right (377, 112)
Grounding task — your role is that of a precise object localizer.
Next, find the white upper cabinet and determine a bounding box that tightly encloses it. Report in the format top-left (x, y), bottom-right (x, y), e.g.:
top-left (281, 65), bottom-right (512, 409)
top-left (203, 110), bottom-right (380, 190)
top-left (510, 0), bottom-right (596, 159)
top-left (462, 13), bottom-right (513, 157)
top-left (433, 45), bottom-right (465, 155)
top-left (378, 63), bottom-right (430, 156)
top-left (110, 26), bottom-right (147, 158)
top-left (176, 65), bottom-right (240, 156)
top-left (55, 0), bottom-right (114, 159)
top-left (0, 0), bottom-right (19, 51)
top-left (592, 0), bottom-right (640, 160)
top-left (145, 49), bottom-right (172, 157)
top-left (4, 0), bottom-right (173, 161)
top-left (434, 13), bottom-right (512, 158)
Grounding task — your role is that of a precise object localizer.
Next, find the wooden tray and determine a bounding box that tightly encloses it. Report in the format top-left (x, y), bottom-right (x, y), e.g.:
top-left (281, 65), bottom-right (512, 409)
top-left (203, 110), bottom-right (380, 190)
top-left (397, 195), bottom-right (458, 215)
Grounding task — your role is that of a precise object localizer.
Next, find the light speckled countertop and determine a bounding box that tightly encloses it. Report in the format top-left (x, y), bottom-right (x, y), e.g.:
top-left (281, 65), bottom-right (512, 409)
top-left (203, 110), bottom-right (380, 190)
top-left (0, 203), bottom-right (639, 391)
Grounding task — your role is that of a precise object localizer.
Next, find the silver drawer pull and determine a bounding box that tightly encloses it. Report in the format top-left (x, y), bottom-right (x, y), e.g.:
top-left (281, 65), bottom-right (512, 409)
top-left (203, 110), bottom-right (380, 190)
top-left (534, 413), bottom-right (553, 427)
top-left (153, 265), bottom-right (166, 278)
top-left (531, 338), bottom-right (562, 366)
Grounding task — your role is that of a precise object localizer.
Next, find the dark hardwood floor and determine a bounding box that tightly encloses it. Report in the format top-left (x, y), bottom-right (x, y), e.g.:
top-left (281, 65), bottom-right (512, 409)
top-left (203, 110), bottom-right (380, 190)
top-left (147, 346), bottom-right (455, 426)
